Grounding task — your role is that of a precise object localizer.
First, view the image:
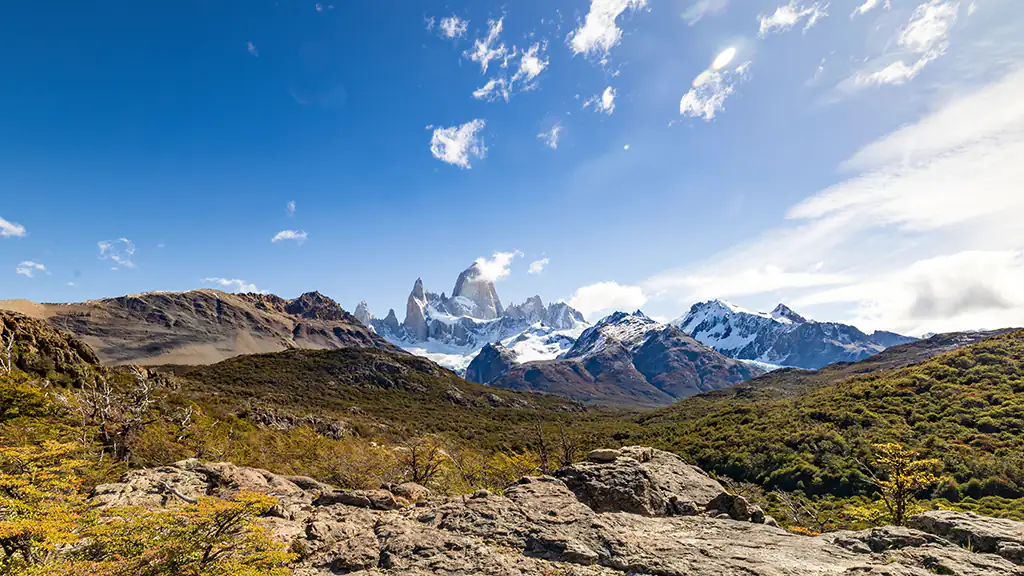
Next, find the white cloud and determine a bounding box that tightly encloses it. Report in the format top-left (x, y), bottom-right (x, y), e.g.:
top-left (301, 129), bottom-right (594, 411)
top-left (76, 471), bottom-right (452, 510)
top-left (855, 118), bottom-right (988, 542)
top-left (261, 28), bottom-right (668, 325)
top-left (473, 41), bottom-right (550, 103)
top-left (538, 123), bottom-right (563, 149)
top-left (758, 1), bottom-right (829, 37)
top-left (98, 238), bottom-right (136, 268)
top-left (430, 119), bottom-right (487, 168)
top-left (246, 41), bottom-right (258, 57)
top-left (0, 217), bottom-right (26, 238)
top-left (568, 0), bottom-right (647, 59)
top-left (286, 200), bottom-right (296, 216)
top-left (474, 250), bottom-right (522, 282)
top-left (528, 258), bottom-right (550, 275)
top-left (202, 277), bottom-right (268, 294)
top-left (271, 229), bottom-right (308, 243)
top-left (464, 18), bottom-right (509, 74)
top-left (855, 0), bottom-right (959, 86)
top-left (851, 0), bottom-right (891, 18)
top-left (645, 67), bottom-right (1024, 334)
top-left (679, 61), bottom-right (751, 120)
top-left (585, 86), bottom-right (616, 114)
top-left (682, 0), bottom-right (729, 26)
top-left (510, 42), bottom-right (549, 88)
top-left (15, 261), bottom-right (46, 278)
top-left (568, 281), bottom-right (648, 320)
top-left (438, 15), bottom-right (469, 39)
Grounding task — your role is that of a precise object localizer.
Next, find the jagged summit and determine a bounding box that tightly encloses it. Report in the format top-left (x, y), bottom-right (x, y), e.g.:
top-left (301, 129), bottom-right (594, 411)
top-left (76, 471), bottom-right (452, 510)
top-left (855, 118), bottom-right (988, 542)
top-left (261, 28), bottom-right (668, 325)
top-left (451, 262), bottom-right (503, 320)
top-left (364, 264), bottom-right (589, 374)
top-left (675, 299), bottom-right (915, 369)
top-left (771, 303), bottom-right (807, 324)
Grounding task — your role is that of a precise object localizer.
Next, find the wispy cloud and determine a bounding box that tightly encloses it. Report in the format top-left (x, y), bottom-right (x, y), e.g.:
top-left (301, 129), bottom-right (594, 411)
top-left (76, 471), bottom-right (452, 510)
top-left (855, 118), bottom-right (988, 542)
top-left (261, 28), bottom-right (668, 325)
top-left (851, 0), bottom-right (890, 18)
top-left (202, 277), bottom-right (268, 294)
top-left (464, 18), bottom-right (509, 74)
top-left (538, 123), bottom-right (564, 149)
top-left (98, 238), bottom-right (136, 268)
top-left (569, 0), bottom-right (647, 60)
top-left (528, 258), bottom-right (550, 274)
top-left (568, 281), bottom-right (648, 320)
top-left (679, 55), bottom-right (751, 121)
top-left (430, 119), bottom-right (487, 168)
top-left (15, 261), bottom-right (46, 278)
top-left (271, 229), bottom-right (308, 243)
top-left (758, 1), bottom-right (829, 37)
top-left (0, 217), bottom-right (26, 238)
top-left (246, 41), bottom-right (258, 57)
top-left (585, 86), bottom-right (616, 114)
top-left (472, 41), bottom-right (550, 102)
top-left (682, 0), bottom-right (729, 26)
top-left (854, 0), bottom-right (960, 86)
top-left (286, 200), bottom-right (296, 216)
top-left (646, 67), bottom-right (1024, 334)
top-left (474, 250), bottom-right (522, 282)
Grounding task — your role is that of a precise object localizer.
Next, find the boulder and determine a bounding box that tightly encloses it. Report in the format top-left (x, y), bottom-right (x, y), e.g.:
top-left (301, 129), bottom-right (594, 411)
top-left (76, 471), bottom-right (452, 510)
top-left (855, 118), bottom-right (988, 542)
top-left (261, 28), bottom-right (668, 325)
top-left (911, 510), bottom-right (1024, 565)
top-left (556, 446), bottom-right (725, 516)
top-left (316, 489), bottom-right (405, 511)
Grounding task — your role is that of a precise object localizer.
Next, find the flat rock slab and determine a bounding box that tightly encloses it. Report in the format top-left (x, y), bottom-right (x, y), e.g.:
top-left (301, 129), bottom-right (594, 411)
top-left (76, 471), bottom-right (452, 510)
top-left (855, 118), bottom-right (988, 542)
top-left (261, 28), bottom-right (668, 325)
top-left (911, 510), bottom-right (1024, 565)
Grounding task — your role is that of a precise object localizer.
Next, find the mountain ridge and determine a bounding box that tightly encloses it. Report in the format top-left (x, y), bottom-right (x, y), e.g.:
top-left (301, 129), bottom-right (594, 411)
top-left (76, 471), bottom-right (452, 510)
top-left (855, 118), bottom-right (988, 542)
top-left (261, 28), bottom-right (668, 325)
top-left (0, 289), bottom-right (395, 366)
top-left (674, 299), bottom-right (916, 369)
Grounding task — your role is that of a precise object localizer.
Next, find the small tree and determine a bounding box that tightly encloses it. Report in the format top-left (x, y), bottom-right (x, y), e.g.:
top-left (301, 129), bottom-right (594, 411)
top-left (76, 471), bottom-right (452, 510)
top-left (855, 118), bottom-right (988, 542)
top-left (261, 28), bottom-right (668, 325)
top-left (399, 437), bottom-right (446, 485)
top-left (860, 443), bottom-right (939, 526)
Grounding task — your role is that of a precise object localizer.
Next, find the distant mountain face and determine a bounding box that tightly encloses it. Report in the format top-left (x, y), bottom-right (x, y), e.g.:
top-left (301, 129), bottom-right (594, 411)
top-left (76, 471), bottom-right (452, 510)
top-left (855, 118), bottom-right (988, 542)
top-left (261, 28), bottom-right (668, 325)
top-left (674, 300), bottom-right (916, 370)
top-left (485, 311), bottom-right (763, 407)
top-left (0, 290), bottom-right (394, 366)
top-left (358, 263), bottom-right (590, 374)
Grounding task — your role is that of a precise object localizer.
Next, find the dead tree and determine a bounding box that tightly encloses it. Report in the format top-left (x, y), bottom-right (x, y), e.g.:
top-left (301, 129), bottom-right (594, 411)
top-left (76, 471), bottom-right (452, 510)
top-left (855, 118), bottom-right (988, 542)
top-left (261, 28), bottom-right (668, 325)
top-left (0, 330), bottom-right (14, 375)
top-left (534, 414), bottom-right (551, 475)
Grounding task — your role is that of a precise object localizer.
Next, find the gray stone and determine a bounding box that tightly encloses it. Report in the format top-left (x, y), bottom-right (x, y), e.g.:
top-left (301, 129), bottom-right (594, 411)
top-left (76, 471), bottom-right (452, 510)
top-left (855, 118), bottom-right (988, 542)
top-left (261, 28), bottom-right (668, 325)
top-left (911, 509), bottom-right (1024, 565)
top-left (89, 450), bottom-right (1024, 576)
top-left (557, 446), bottom-right (725, 516)
top-left (587, 448), bottom-right (621, 463)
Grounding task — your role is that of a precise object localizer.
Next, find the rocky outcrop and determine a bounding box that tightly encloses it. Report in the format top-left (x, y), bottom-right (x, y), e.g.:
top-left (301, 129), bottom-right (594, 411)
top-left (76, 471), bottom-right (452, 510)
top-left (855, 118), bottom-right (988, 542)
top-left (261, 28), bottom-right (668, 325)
top-left (555, 446), bottom-right (726, 517)
top-left (465, 342), bottom-right (518, 384)
top-left (0, 310), bottom-right (102, 387)
top-left (91, 449), bottom-right (1024, 575)
top-left (910, 510), bottom-right (1024, 565)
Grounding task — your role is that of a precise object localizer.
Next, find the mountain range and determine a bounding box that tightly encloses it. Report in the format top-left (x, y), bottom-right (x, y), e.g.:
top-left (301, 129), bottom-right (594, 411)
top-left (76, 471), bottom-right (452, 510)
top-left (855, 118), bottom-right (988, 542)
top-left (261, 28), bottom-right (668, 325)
top-left (355, 261), bottom-right (591, 374)
top-left (674, 300), bottom-right (916, 370)
top-left (0, 263), bottom-right (917, 407)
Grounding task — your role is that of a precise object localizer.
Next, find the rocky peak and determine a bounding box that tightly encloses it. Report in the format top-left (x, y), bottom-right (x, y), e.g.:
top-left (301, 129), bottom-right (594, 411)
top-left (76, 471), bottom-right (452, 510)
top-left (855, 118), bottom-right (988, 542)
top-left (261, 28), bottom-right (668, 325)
top-left (403, 280), bottom-right (429, 341)
top-left (410, 278), bottom-right (426, 301)
top-left (465, 342), bottom-right (518, 385)
top-left (353, 301), bottom-right (373, 327)
top-left (451, 262), bottom-right (503, 320)
top-left (771, 303), bottom-right (808, 324)
top-left (284, 291), bottom-right (349, 322)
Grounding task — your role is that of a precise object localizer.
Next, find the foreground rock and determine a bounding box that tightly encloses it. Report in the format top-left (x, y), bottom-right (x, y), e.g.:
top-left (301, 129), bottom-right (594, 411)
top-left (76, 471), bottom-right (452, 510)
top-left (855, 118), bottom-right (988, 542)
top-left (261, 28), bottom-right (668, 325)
top-left (911, 509), bottom-right (1024, 565)
top-left (92, 448), bottom-right (1024, 575)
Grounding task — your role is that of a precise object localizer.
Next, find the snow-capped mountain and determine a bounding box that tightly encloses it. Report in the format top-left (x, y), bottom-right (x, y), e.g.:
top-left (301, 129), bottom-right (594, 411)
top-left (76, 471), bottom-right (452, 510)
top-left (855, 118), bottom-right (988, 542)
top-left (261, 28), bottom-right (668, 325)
top-left (356, 262), bottom-right (589, 373)
top-left (674, 300), bottom-right (916, 370)
top-left (482, 310), bottom-right (763, 407)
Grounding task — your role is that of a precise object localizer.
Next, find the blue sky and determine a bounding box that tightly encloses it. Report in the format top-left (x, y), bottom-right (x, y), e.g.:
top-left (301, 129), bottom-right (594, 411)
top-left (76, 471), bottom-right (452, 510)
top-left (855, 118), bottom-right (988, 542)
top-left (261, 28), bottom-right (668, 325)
top-left (1, 0), bottom-right (1022, 336)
